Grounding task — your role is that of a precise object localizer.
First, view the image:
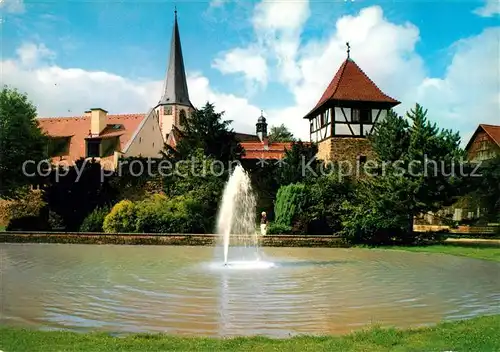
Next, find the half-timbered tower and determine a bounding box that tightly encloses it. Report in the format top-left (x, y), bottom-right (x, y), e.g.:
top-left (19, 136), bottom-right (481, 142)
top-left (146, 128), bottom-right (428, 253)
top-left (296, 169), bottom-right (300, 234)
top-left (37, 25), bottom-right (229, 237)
top-left (303, 44), bottom-right (400, 165)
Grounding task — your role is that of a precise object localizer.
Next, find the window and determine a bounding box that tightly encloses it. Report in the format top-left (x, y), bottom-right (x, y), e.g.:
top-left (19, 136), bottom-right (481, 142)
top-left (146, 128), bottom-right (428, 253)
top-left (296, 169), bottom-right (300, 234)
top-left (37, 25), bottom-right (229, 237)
top-left (86, 140), bottom-right (100, 158)
top-left (48, 137), bottom-right (70, 157)
top-left (351, 109), bottom-right (372, 123)
top-left (179, 110), bottom-right (187, 125)
top-left (101, 137), bottom-right (119, 157)
top-left (359, 155), bottom-right (367, 163)
top-left (320, 113), bottom-right (325, 127)
top-left (164, 106), bottom-right (172, 115)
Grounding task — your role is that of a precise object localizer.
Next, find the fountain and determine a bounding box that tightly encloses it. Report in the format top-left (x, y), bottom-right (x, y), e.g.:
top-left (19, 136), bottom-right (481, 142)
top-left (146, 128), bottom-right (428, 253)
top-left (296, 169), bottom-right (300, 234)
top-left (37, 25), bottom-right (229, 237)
top-left (216, 164), bottom-right (274, 269)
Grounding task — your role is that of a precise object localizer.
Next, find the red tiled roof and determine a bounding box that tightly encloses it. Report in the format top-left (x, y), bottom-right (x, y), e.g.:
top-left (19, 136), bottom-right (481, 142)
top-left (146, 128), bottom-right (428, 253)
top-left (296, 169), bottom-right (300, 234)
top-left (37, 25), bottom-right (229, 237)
top-left (235, 132), bottom-right (261, 142)
top-left (37, 113), bottom-right (145, 164)
top-left (304, 58), bottom-right (400, 119)
top-left (240, 141), bottom-right (293, 160)
top-left (480, 124), bottom-right (500, 147)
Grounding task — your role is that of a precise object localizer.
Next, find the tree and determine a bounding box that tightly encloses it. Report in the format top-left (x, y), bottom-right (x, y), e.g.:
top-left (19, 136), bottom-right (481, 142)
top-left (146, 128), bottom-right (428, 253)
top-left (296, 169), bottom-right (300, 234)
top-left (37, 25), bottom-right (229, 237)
top-left (0, 86), bottom-right (48, 198)
top-left (268, 124), bottom-right (295, 142)
top-left (343, 103), bottom-right (466, 244)
top-left (163, 102), bottom-right (243, 163)
top-left (43, 159), bottom-right (117, 231)
top-left (277, 141), bottom-right (320, 186)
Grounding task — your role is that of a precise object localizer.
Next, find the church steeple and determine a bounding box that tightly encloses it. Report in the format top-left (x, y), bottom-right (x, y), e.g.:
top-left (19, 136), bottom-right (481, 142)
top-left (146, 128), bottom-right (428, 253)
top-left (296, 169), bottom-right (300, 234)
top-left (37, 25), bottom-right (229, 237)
top-left (159, 10), bottom-right (191, 107)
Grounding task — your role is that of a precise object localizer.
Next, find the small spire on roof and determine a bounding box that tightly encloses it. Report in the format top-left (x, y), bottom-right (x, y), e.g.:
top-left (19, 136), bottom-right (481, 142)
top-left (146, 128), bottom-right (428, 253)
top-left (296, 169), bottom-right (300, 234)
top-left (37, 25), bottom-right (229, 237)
top-left (346, 42), bottom-right (351, 59)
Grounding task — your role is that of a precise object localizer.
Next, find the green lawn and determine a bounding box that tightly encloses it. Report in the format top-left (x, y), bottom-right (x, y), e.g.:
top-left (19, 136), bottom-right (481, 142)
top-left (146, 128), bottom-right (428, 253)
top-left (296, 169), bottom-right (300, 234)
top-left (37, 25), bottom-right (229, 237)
top-left (386, 243), bottom-right (500, 262)
top-left (1, 315), bottom-right (499, 351)
top-left (0, 225), bottom-right (5, 231)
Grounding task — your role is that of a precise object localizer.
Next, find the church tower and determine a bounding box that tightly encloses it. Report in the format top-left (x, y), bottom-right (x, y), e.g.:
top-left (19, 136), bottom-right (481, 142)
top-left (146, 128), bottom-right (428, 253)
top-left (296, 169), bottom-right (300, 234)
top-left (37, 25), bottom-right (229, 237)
top-left (155, 9), bottom-right (194, 141)
top-left (303, 43), bottom-right (400, 165)
top-left (256, 110), bottom-right (268, 142)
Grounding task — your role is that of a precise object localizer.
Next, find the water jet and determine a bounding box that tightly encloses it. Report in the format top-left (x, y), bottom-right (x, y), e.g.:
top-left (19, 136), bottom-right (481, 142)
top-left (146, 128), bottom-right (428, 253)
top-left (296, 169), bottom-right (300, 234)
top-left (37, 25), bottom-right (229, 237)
top-left (216, 164), bottom-right (270, 268)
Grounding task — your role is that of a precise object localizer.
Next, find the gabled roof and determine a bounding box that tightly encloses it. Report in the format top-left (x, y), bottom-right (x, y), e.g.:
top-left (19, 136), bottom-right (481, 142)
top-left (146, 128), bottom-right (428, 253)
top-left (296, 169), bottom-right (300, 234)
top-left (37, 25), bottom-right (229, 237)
top-left (158, 11), bottom-right (192, 108)
top-left (37, 113), bottom-right (145, 163)
top-left (240, 141), bottom-right (293, 159)
top-left (304, 58), bottom-right (400, 119)
top-left (235, 132), bottom-right (261, 142)
top-left (166, 125), bottom-right (183, 148)
top-left (465, 124), bottom-right (500, 151)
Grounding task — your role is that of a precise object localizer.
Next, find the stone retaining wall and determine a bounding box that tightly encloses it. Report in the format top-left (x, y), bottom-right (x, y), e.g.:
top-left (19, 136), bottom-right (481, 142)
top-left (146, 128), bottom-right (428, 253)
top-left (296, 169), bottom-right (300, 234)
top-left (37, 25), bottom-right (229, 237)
top-left (0, 232), bottom-right (348, 248)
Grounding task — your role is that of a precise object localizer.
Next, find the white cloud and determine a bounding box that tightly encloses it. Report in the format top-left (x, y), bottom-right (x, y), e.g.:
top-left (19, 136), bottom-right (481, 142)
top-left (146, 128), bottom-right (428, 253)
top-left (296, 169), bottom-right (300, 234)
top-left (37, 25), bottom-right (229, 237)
top-left (212, 0), bottom-right (310, 91)
top-left (0, 0), bottom-right (25, 14)
top-left (236, 4), bottom-right (499, 145)
top-left (0, 42), bottom-right (261, 135)
top-left (266, 6), bottom-right (427, 139)
top-left (212, 46), bottom-right (268, 88)
top-left (2, 3), bottom-right (499, 147)
top-left (473, 0), bottom-right (500, 17)
top-left (209, 0), bottom-right (229, 8)
top-left (414, 27), bottom-right (500, 138)
top-left (15, 43), bottom-right (56, 66)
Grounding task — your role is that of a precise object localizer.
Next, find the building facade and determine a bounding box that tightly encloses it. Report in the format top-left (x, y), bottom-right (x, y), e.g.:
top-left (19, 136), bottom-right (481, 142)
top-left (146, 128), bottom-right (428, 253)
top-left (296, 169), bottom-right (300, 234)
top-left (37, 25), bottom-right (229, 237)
top-left (465, 124), bottom-right (500, 163)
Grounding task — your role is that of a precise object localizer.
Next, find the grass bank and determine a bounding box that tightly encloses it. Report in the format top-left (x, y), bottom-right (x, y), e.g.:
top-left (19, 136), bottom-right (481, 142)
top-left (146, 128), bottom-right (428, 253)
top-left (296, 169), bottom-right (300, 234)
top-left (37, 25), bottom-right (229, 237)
top-left (385, 242), bottom-right (500, 262)
top-left (1, 315), bottom-right (499, 352)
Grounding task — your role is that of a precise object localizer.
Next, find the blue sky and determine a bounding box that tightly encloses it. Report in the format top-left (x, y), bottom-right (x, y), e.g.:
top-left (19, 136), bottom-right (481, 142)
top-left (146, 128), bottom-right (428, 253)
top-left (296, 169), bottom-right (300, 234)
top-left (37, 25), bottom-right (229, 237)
top-left (1, 0), bottom-right (499, 141)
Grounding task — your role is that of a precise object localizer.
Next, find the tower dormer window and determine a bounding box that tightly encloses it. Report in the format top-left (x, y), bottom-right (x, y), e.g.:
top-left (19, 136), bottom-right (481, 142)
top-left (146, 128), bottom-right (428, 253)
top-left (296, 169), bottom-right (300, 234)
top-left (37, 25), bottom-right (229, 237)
top-left (352, 109), bottom-right (372, 123)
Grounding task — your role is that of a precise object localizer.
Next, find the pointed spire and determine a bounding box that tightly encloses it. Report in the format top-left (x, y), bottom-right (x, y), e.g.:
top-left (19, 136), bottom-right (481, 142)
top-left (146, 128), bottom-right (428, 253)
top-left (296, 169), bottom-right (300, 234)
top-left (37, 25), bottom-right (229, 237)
top-left (159, 9), bottom-right (191, 107)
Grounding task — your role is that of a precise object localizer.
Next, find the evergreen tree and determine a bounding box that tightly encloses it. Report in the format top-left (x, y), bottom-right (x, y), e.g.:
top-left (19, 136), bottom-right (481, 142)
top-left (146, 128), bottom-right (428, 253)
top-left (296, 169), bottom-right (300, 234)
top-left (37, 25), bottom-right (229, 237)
top-left (163, 102), bottom-right (243, 163)
top-left (343, 103), bottom-right (467, 244)
top-left (268, 124), bottom-right (295, 142)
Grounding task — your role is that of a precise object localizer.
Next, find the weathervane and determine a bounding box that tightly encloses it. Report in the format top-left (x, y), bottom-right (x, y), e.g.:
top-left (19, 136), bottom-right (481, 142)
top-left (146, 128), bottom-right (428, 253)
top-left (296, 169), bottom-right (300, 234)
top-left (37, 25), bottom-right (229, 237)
top-left (346, 42), bottom-right (351, 59)
top-left (174, 4), bottom-right (177, 16)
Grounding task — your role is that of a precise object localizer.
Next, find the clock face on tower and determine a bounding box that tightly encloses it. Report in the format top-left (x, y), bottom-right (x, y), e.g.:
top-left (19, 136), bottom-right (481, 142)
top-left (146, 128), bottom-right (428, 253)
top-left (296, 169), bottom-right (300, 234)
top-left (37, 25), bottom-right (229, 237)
top-left (164, 106), bottom-right (172, 115)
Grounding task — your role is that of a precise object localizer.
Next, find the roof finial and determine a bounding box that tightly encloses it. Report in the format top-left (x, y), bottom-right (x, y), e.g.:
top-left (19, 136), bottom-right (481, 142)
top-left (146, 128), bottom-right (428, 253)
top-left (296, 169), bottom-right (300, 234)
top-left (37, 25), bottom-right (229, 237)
top-left (174, 5), bottom-right (177, 17)
top-left (260, 109), bottom-right (264, 116)
top-left (346, 42), bottom-right (351, 59)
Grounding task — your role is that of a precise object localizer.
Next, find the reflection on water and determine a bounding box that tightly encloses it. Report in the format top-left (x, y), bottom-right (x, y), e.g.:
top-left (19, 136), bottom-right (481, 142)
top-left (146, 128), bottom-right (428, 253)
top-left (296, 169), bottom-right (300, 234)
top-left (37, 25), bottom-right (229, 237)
top-left (1, 243), bottom-right (499, 337)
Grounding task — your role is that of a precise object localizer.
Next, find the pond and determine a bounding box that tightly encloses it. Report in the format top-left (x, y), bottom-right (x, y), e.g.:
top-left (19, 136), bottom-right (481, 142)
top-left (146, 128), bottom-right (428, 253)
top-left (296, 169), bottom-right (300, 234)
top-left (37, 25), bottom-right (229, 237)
top-left (1, 243), bottom-right (499, 337)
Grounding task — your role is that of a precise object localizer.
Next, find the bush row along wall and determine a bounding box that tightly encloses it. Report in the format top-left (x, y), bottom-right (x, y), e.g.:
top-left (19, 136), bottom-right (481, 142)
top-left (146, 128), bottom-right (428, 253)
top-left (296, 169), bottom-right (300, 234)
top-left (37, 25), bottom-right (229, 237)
top-left (0, 233), bottom-right (348, 247)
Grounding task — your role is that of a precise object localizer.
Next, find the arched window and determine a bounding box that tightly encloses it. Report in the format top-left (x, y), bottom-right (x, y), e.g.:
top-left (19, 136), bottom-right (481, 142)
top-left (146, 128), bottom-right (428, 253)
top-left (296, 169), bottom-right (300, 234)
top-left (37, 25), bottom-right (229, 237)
top-left (179, 110), bottom-right (187, 126)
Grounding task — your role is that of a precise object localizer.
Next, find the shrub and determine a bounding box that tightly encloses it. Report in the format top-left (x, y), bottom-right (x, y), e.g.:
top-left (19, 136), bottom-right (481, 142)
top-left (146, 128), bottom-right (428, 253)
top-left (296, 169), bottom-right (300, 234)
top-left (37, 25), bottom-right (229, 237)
top-left (103, 200), bottom-right (137, 233)
top-left (2, 190), bottom-right (48, 231)
top-left (339, 177), bottom-right (414, 245)
top-left (48, 211), bottom-right (65, 231)
top-left (6, 215), bottom-right (49, 231)
top-left (300, 176), bottom-right (353, 235)
top-left (274, 183), bottom-right (306, 227)
top-left (102, 194), bottom-right (212, 234)
top-left (135, 194), bottom-right (208, 234)
top-left (340, 200), bottom-right (410, 245)
top-left (80, 206), bottom-right (110, 232)
top-left (267, 223), bottom-right (292, 235)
